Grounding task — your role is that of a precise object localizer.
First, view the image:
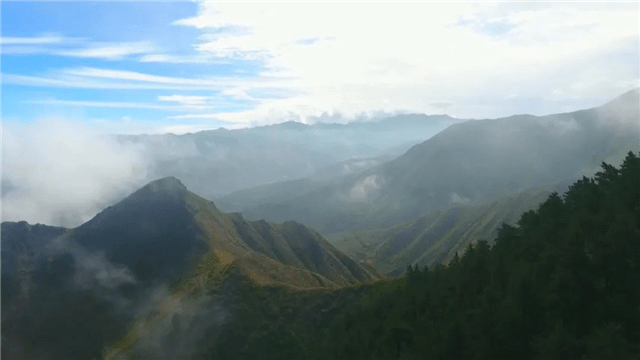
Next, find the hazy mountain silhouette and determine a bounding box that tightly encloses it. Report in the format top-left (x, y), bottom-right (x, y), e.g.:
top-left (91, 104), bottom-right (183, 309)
top-left (226, 89), bottom-right (640, 234)
top-left (116, 114), bottom-right (460, 198)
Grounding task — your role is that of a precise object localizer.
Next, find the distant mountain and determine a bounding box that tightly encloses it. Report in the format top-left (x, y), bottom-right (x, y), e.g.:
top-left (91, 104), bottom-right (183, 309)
top-left (328, 188), bottom-right (553, 276)
top-left (1, 177), bottom-right (379, 360)
top-left (230, 89), bottom-right (640, 234)
top-left (116, 114), bottom-right (460, 198)
top-left (215, 154), bottom-right (400, 212)
top-left (215, 178), bottom-right (324, 213)
top-left (307, 154), bottom-right (400, 182)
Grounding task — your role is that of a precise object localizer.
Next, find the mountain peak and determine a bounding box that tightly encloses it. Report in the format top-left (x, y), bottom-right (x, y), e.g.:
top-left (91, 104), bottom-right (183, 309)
top-left (143, 177), bottom-right (187, 193)
top-left (599, 87), bottom-right (639, 109)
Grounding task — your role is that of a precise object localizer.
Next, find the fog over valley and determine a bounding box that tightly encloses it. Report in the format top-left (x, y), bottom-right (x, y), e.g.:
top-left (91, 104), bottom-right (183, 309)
top-left (2, 2), bottom-right (639, 360)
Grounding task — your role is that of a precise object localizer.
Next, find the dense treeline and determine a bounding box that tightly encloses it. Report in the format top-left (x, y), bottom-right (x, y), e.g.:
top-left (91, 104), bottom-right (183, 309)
top-left (321, 152), bottom-right (640, 359)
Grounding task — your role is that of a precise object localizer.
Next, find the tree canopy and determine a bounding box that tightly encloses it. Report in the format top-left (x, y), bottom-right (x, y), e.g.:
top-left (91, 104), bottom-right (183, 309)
top-left (322, 151), bottom-right (640, 360)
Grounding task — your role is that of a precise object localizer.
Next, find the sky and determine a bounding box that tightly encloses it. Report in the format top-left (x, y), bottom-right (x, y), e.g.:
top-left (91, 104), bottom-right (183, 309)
top-left (1, 1), bottom-right (639, 135)
top-left (1, 1), bottom-right (639, 227)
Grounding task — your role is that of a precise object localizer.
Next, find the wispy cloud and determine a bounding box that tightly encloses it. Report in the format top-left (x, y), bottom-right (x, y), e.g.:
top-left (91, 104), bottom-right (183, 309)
top-left (139, 53), bottom-right (228, 64)
top-left (4, 66), bottom-right (295, 91)
top-left (3, 73), bottom-right (199, 91)
top-left (1, 35), bottom-right (157, 60)
top-left (55, 41), bottom-right (158, 60)
top-left (1, 34), bottom-right (66, 45)
top-left (26, 98), bottom-right (222, 112)
top-left (158, 95), bottom-right (208, 105)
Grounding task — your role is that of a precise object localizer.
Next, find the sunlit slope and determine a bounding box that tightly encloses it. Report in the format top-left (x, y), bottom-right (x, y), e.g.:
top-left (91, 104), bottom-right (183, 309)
top-left (330, 188), bottom-right (553, 276)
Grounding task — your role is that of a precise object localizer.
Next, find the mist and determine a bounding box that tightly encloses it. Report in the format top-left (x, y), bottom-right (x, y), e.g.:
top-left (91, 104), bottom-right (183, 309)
top-left (2, 118), bottom-right (149, 227)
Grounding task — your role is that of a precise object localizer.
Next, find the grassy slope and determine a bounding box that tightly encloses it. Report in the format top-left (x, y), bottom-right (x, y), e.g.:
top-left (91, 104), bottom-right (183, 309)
top-left (102, 249), bottom-right (399, 360)
top-left (330, 188), bottom-right (553, 275)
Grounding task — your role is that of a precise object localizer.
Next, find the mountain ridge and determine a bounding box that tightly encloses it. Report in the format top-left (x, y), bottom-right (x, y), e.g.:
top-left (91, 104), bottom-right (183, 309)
top-left (1, 176), bottom-right (380, 360)
top-left (221, 89), bottom-right (640, 234)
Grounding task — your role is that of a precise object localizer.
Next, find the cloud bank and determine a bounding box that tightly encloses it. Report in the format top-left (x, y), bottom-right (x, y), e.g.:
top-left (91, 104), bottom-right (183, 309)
top-left (168, 2), bottom-right (639, 125)
top-left (2, 118), bottom-right (149, 227)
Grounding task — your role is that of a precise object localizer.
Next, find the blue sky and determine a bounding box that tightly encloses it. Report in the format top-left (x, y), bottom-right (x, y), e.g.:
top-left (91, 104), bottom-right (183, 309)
top-left (2, 1), bottom-right (639, 134)
top-left (2, 1), bottom-right (263, 133)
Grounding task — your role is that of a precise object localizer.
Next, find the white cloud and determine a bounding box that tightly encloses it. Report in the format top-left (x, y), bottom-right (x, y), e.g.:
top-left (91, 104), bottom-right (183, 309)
top-left (2, 118), bottom-right (149, 227)
top-left (3, 3), bottom-right (637, 129)
top-left (4, 66), bottom-right (294, 92)
top-left (139, 53), bottom-right (230, 64)
top-left (1, 35), bottom-right (157, 60)
top-left (450, 192), bottom-right (471, 205)
top-left (168, 2), bottom-right (638, 123)
top-left (26, 98), bottom-right (217, 111)
top-left (158, 95), bottom-right (208, 105)
top-left (349, 175), bottom-right (382, 202)
top-left (55, 41), bottom-right (158, 60)
top-left (0, 35), bottom-right (66, 45)
top-left (64, 67), bottom-right (207, 85)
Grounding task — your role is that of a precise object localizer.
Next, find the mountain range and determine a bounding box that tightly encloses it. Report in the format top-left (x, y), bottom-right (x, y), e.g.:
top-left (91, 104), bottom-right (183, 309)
top-left (115, 114), bottom-right (460, 199)
top-left (2, 88), bottom-right (639, 360)
top-left (218, 89), bottom-right (640, 234)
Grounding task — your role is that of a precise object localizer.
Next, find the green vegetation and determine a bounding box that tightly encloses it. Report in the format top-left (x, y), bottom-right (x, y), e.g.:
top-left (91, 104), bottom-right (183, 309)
top-left (330, 188), bottom-right (553, 276)
top-left (191, 271), bottom-right (403, 360)
top-left (320, 151), bottom-right (640, 359)
top-left (106, 151), bottom-right (639, 360)
top-left (127, 152), bottom-right (639, 360)
top-left (6, 150), bottom-right (640, 360)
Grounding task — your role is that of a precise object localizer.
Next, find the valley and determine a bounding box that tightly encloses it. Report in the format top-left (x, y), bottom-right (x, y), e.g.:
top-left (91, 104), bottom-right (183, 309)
top-left (3, 90), bottom-right (639, 359)
top-left (2, 3), bottom-right (639, 357)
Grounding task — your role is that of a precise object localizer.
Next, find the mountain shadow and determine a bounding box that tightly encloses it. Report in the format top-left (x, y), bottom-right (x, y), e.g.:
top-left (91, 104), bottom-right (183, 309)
top-left (1, 176), bottom-right (379, 360)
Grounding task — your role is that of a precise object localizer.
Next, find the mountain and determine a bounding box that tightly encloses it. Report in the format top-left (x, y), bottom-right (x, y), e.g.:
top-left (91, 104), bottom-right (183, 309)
top-left (328, 188), bottom-right (553, 276)
top-left (105, 152), bottom-right (640, 359)
top-left (1, 177), bottom-right (379, 360)
top-left (322, 152), bottom-right (640, 359)
top-left (1, 221), bottom-right (68, 278)
top-left (306, 154), bottom-right (399, 182)
top-left (215, 178), bottom-right (324, 213)
top-left (70, 176), bottom-right (377, 288)
top-left (225, 89), bottom-right (640, 234)
top-left (116, 114), bottom-right (460, 198)
top-left (215, 154), bottom-right (399, 212)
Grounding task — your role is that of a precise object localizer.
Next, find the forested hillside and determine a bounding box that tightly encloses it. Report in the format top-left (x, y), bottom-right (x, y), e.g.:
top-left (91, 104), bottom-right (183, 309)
top-left (330, 188), bottom-right (553, 276)
top-left (321, 151), bottom-right (640, 359)
top-left (107, 151), bottom-right (640, 360)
